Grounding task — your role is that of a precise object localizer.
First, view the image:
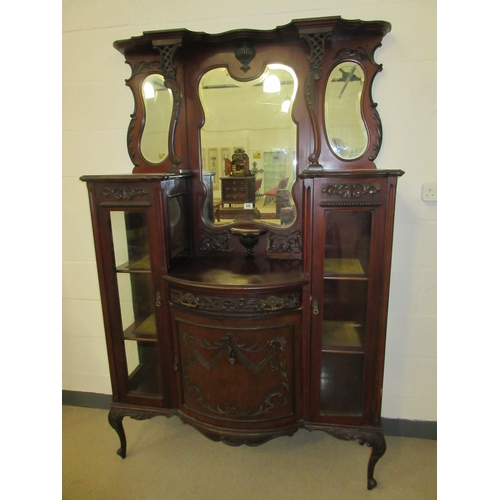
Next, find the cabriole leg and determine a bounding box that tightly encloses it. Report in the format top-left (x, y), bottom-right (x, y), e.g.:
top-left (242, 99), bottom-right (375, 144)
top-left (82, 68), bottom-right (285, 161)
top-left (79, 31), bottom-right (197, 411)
top-left (364, 432), bottom-right (386, 490)
top-left (306, 425), bottom-right (387, 490)
top-left (108, 408), bottom-right (127, 458)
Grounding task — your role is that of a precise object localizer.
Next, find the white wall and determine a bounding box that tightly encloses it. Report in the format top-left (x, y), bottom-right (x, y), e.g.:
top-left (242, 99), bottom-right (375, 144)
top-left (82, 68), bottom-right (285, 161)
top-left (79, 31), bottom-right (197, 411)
top-left (62, 0), bottom-right (437, 421)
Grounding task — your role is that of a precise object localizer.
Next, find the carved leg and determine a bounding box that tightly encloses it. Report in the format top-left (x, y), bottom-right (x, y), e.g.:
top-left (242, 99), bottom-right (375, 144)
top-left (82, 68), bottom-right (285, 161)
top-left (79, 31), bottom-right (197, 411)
top-left (107, 408), bottom-right (175, 458)
top-left (363, 432), bottom-right (386, 490)
top-left (305, 425), bottom-right (386, 490)
top-left (108, 409), bottom-right (127, 458)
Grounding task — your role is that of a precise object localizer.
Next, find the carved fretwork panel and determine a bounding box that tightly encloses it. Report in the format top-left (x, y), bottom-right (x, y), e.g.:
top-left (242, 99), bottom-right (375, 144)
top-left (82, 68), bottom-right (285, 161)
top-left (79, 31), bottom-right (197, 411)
top-left (173, 312), bottom-right (301, 424)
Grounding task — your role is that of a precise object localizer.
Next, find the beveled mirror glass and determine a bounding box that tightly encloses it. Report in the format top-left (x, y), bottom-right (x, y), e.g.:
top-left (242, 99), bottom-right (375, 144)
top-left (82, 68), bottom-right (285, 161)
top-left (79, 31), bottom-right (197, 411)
top-left (140, 74), bottom-right (173, 164)
top-left (325, 62), bottom-right (368, 160)
top-left (199, 64), bottom-right (298, 227)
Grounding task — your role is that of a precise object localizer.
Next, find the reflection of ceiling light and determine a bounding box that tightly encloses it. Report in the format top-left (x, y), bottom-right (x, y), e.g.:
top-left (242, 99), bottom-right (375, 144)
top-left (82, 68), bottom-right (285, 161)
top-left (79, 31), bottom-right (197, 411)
top-left (281, 98), bottom-right (291, 113)
top-left (263, 75), bottom-right (281, 93)
top-left (143, 81), bottom-right (155, 99)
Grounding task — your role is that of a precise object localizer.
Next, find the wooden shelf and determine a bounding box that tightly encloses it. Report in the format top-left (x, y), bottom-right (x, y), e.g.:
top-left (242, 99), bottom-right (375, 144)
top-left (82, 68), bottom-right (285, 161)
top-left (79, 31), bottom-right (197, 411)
top-left (322, 321), bottom-right (364, 353)
top-left (123, 314), bottom-right (157, 341)
top-left (116, 255), bottom-right (151, 273)
top-left (324, 258), bottom-right (366, 277)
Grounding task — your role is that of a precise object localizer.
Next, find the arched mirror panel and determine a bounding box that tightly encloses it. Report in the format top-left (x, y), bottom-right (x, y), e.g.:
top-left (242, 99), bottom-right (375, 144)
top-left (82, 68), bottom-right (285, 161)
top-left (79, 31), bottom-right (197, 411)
top-left (198, 64), bottom-right (298, 227)
top-left (325, 62), bottom-right (368, 160)
top-left (140, 74), bottom-right (173, 164)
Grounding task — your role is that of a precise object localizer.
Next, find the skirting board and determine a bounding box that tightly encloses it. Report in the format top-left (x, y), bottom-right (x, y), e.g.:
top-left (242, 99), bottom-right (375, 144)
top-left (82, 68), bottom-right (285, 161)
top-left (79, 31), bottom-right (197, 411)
top-left (62, 390), bottom-right (436, 440)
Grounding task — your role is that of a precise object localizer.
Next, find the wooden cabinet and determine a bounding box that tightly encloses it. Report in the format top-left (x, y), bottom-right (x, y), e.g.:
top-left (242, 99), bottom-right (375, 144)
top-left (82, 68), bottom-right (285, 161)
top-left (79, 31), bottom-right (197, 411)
top-left (220, 175), bottom-right (259, 220)
top-left (81, 16), bottom-right (403, 490)
top-left (80, 175), bottom-right (192, 408)
top-left (304, 172), bottom-right (402, 426)
top-left (221, 176), bottom-right (256, 205)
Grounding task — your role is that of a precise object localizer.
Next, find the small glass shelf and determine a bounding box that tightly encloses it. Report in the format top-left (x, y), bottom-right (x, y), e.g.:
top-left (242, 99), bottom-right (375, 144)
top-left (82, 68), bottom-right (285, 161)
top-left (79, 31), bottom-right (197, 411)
top-left (322, 321), bottom-right (364, 353)
top-left (123, 314), bottom-right (157, 341)
top-left (116, 255), bottom-right (151, 273)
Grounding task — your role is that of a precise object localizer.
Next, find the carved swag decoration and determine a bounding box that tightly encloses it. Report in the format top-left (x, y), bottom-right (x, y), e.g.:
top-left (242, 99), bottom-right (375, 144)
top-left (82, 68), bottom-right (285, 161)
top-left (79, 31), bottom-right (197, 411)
top-left (182, 332), bottom-right (289, 418)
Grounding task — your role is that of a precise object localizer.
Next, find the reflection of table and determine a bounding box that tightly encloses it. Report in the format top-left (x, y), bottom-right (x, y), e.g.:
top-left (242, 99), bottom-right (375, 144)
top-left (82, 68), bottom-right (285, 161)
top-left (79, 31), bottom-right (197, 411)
top-left (220, 175), bottom-right (260, 220)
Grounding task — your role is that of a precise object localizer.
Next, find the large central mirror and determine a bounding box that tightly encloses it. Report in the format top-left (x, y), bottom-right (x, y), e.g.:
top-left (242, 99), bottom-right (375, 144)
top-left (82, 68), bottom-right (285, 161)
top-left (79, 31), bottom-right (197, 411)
top-left (199, 64), bottom-right (298, 227)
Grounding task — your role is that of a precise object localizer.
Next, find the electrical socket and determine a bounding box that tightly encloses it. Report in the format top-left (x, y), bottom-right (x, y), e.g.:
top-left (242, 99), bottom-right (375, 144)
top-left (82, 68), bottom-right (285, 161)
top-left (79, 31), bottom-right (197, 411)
top-left (422, 182), bottom-right (437, 202)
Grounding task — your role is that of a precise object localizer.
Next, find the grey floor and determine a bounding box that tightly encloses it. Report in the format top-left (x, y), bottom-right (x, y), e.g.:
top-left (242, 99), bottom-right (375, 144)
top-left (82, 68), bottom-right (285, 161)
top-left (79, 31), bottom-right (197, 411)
top-left (62, 405), bottom-right (436, 499)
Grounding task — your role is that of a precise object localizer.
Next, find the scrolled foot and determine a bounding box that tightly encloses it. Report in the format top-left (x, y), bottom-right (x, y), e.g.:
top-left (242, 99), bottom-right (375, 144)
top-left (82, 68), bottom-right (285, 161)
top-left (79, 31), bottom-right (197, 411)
top-left (367, 478), bottom-right (377, 490)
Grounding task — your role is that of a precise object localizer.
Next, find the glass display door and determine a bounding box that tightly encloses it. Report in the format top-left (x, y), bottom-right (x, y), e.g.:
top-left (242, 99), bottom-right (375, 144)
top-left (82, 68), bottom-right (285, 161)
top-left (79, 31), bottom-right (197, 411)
top-left (311, 206), bottom-right (375, 419)
top-left (108, 209), bottom-right (162, 402)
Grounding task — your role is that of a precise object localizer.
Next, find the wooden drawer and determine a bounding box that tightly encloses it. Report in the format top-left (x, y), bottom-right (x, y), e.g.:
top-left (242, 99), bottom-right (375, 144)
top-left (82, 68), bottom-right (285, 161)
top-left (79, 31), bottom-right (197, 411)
top-left (169, 286), bottom-right (301, 316)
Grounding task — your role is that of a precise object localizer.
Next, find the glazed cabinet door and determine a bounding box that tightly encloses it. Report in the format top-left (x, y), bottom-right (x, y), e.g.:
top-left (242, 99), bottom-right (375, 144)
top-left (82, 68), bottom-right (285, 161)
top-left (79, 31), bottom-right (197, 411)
top-left (84, 178), bottom-right (177, 408)
top-left (309, 176), bottom-right (397, 426)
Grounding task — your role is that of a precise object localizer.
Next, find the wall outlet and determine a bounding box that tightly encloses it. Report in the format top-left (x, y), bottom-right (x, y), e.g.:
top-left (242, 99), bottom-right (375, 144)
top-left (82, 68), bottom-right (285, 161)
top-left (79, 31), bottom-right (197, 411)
top-left (422, 182), bottom-right (437, 202)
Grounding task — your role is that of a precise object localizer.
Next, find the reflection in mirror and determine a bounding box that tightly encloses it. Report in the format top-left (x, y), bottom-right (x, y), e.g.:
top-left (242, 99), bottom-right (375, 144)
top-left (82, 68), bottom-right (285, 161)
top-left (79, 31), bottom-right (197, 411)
top-left (325, 62), bottom-right (368, 160)
top-left (140, 74), bottom-right (173, 164)
top-left (199, 64), bottom-right (298, 227)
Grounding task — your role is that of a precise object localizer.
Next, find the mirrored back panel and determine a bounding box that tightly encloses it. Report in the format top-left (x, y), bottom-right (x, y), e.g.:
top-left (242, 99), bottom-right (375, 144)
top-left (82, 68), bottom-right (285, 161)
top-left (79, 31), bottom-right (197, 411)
top-left (113, 16), bottom-right (391, 246)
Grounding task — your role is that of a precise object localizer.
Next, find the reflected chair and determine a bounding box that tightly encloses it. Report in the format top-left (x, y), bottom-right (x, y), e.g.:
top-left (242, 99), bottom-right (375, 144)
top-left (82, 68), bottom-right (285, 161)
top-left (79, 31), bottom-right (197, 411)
top-left (263, 177), bottom-right (288, 205)
top-left (255, 178), bottom-right (263, 202)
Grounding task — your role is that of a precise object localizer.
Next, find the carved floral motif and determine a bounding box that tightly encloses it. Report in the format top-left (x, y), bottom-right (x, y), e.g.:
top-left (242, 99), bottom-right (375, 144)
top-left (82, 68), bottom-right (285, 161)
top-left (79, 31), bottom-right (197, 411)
top-left (101, 187), bottom-right (148, 200)
top-left (199, 229), bottom-right (232, 252)
top-left (171, 289), bottom-right (299, 312)
top-left (267, 230), bottom-right (302, 254)
top-left (321, 183), bottom-right (380, 198)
